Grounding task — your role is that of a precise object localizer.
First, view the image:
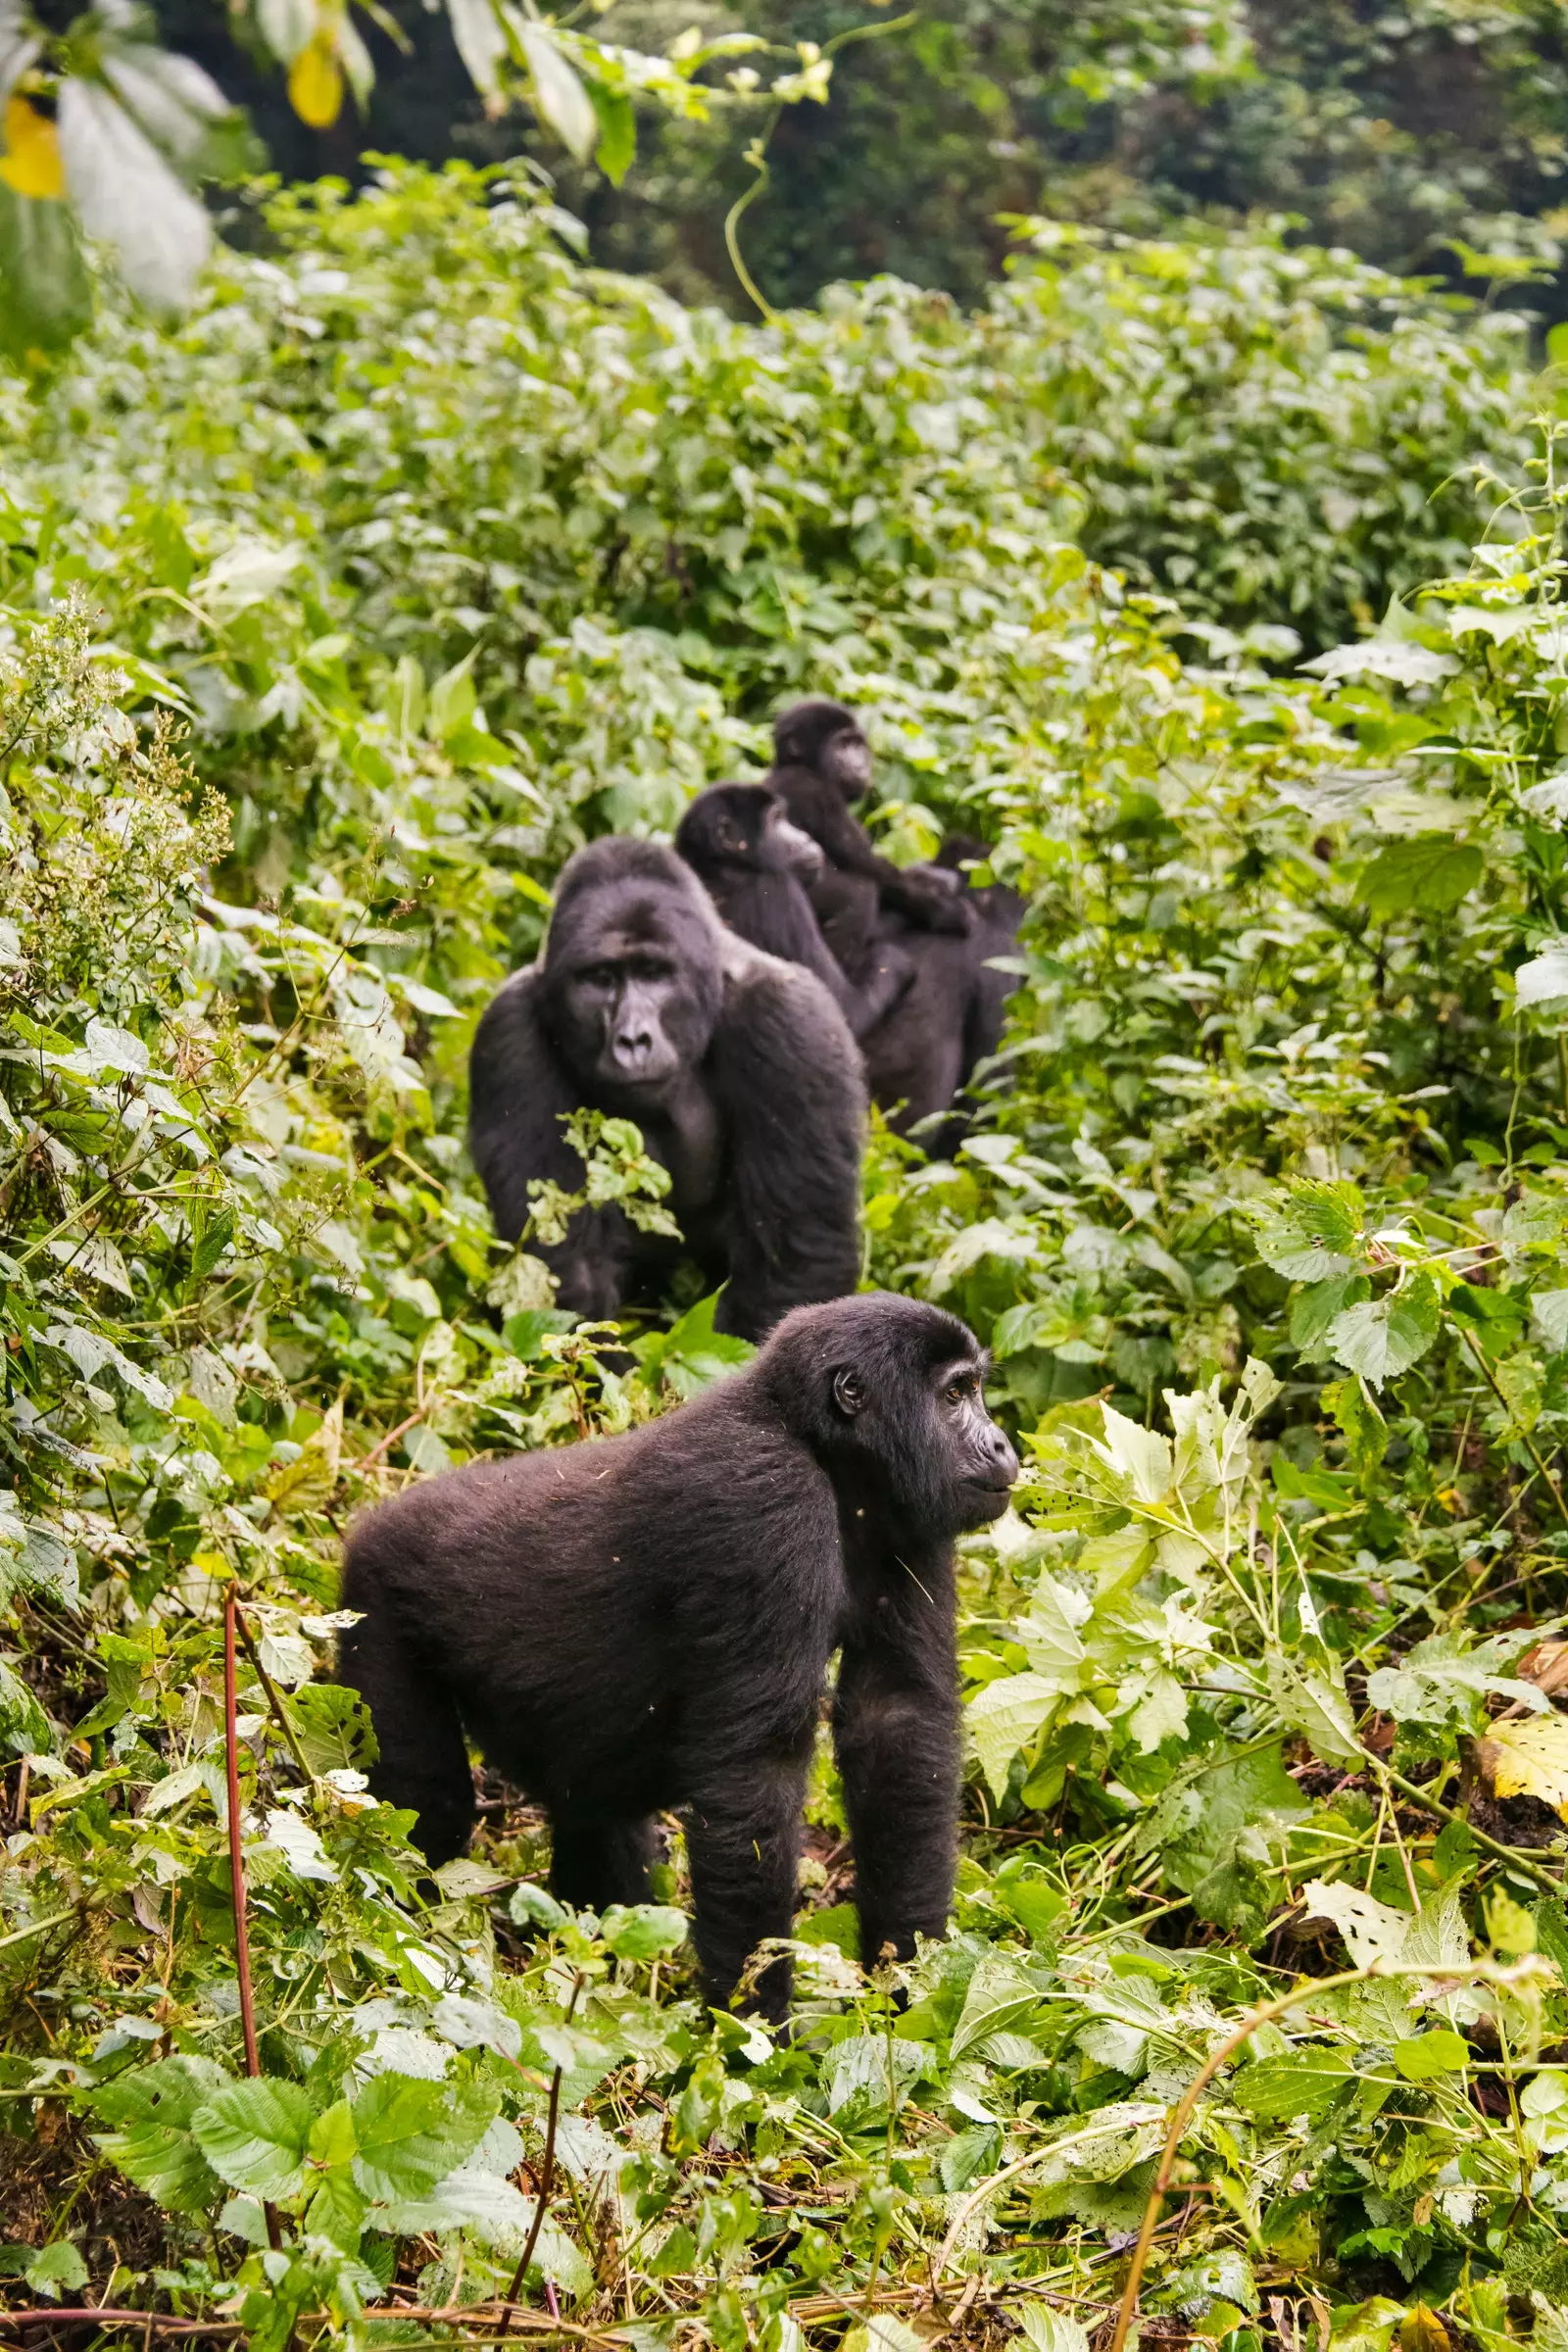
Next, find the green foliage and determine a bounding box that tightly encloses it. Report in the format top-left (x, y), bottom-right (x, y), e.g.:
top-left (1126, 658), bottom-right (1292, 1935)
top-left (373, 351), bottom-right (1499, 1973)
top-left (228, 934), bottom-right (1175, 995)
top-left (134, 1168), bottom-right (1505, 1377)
top-left (11, 152), bottom-right (1568, 2352)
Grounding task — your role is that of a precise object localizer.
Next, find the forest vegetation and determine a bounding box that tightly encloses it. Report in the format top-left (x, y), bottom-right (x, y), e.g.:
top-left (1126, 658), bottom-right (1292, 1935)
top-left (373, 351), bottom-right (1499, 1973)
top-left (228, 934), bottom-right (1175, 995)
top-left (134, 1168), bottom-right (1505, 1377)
top-left (11, 9), bottom-right (1568, 2348)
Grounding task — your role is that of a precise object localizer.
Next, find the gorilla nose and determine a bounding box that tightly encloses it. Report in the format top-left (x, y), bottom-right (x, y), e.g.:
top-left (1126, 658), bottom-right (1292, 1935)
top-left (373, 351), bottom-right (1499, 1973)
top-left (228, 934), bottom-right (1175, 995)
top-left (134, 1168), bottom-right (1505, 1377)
top-left (612, 1024), bottom-right (656, 1071)
top-left (982, 1425), bottom-right (1019, 1486)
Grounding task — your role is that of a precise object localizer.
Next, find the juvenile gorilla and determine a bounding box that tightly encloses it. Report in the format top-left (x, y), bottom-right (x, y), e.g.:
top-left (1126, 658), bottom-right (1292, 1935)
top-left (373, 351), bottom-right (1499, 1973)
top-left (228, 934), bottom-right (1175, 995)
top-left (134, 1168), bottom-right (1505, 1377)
top-left (339, 1293), bottom-right (1018, 2018)
top-left (766, 700), bottom-right (968, 987)
top-left (674, 781), bottom-right (911, 1043)
top-left (468, 838), bottom-right (863, 1342)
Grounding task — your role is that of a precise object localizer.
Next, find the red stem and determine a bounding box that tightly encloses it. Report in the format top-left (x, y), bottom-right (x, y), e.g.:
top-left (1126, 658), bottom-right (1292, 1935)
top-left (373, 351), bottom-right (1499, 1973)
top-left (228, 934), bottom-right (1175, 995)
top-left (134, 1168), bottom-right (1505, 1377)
top-left (223, 1583), bottom-right (282, 2254)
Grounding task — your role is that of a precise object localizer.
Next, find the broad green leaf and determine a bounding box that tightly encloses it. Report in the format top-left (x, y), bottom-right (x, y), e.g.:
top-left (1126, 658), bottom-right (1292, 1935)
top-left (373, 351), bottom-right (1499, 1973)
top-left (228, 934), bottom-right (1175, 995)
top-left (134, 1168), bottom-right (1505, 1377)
top-left (93, 2055), bottom-right (230, 2215)
top-left (1356, 834), bottom-right (1483, 921)
top-left (519, 24), bottom-right (597, 163)
top-left (1517, 946), bottom-right (1568, 1008)
top-left (193, 2078), bottom-right (317, 2200)
top-left (348, 2071), bottom-right (495, 2202)
top-left (1016, 2305), bottom-right (1090, 2352)
top-left (1394, 2030), bottom-right (1470, 2080)
top-left (590, 83), bottom-right (636, 184)
top-left (1326, 1275), bottom-right (1439, 1388)
top-left (1266, 1651), bottom-right (1361, 1765)
top-left (600, 1902), bottom-right (688, 1960)
top-left (1234, 2046), bottom-right (1354, 2121)
top-left (0, 183), bottom-right (91, 360)
top-left (1251, 1180), bottom-right (1365, 1283)
top-left (966, 1669), bottom-right (1059, 1799)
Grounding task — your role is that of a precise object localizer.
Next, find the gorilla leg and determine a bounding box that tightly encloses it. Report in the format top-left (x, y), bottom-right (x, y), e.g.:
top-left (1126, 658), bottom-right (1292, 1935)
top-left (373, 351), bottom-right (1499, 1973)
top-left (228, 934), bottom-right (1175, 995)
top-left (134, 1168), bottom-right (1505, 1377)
top-left (339, 1612), bottom-right (475, 1869)
top-left (684, 1757), bottom-right (809, 2020)
top-left (550, 1812), bottom-right (658, 1911)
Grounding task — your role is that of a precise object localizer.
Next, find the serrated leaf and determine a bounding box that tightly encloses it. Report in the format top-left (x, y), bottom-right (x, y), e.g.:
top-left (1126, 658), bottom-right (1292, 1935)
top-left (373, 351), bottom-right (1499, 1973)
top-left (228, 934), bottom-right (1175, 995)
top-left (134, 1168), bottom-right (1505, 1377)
top-left (93, 2055), bottom-right (230, 2215)
top-left (1266, 1651), bottom-right (1361, 1765)
top-left (349, 2071), bottom-right (495, 2202)
top-left (1252, 1179), bottom-right (1365, 1282)
top-left (1326, 1275), bottom-right (1439, 1388)
top-left (600, 1902), bottom-right (688, 1959)
top-left (193, 2077), bottom-right (316, 2199)
top-left (1233, 2046), bottom-right (1354, 2121)
top-left (966, 1670), bottom-right (1059, 1799)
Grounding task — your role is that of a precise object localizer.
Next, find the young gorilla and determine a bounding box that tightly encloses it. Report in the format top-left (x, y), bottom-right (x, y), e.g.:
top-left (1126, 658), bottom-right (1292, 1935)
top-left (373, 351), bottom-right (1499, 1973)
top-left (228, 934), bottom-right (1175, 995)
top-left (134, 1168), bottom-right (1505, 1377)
top-left (339, 1293), bottom-right (1018, 2019)
top-left (766, 700), bottom-right (969, 989)
top-left (468, 838), bottom-right (863, 1343)
top-left (674, 781), bottom-right (912, 1043)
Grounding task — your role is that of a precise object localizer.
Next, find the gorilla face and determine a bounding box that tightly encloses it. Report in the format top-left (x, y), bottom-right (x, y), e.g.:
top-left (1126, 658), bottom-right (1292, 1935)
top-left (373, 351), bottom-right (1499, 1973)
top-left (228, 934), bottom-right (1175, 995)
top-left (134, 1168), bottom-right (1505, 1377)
top-left (686, 784), bottom-right (824, 884)
top-left (546, 882), bottom-right (721, 1100)
top-left (820, 724), bottom-right (871, 800)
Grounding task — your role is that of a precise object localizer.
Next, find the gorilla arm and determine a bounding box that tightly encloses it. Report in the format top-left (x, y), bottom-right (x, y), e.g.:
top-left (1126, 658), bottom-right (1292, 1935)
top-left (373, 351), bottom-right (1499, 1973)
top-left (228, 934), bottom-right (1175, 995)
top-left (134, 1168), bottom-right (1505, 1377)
top-left (466, 969), bottom-right (639, 1317)
top-left (707, 940), bottom-right (865, 1342)
top-left (772, 765), bottom-right (967, 936)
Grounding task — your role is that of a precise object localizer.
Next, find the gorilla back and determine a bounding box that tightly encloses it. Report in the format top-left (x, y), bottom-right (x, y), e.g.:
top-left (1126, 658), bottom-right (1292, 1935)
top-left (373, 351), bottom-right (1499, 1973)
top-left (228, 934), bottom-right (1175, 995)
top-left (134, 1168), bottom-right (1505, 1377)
top-left (339, 1292), bottom-right (1019, 2018)
top-left (468, 838), bottom-right (864, 1342)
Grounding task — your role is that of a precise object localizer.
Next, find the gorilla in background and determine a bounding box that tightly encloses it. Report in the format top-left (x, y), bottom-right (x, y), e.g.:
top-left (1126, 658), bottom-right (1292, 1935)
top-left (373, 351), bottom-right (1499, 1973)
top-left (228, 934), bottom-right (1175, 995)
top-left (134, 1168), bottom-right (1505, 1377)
top-left (467, 838), bottom-right (863, 1343)
top-left (339, 1292), bottom-right (1019, 2019)
top-left (673, 782), bottom-right (912, 1043)
top-left (766, 700), bottom-right (968, 995)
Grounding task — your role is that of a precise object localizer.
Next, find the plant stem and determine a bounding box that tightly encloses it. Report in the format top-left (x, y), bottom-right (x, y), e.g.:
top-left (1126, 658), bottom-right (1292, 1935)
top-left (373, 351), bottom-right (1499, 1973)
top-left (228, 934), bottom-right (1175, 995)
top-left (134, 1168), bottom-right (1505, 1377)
top-left (223, 1581), bottom-right (281, 2254)
top-left (498, 1974), bottom-right (584, 2334)
top-left (233, 1604), bottom-right (314, 1787)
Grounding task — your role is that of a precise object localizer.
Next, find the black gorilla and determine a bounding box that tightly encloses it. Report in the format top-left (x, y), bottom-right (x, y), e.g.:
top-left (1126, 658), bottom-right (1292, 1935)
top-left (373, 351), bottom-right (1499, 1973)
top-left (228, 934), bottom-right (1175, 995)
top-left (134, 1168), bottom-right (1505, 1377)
top-left (339, 1292), bottom-right (1018, 2018)
top-left (767, 701), bottom-right (968, 989)
top-left (467, 839), bottom-right (863, 1343)
top-left (862, 835), bottom-right (1026, 1152)
top-left (674, 782), bottom-right (912, 1043)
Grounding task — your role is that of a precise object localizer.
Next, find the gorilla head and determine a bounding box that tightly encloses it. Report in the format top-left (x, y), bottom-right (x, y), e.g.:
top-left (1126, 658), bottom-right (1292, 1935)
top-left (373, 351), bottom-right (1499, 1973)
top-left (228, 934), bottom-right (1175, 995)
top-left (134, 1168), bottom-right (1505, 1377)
top-left (760, 1291), bottom-right (1018, 1542)
top-left (675, 782), bottom-right (824, 888)
top-left (539, 840), bottom-right (723, 1100)
top-left (772, 699), bottom-right (872, 800)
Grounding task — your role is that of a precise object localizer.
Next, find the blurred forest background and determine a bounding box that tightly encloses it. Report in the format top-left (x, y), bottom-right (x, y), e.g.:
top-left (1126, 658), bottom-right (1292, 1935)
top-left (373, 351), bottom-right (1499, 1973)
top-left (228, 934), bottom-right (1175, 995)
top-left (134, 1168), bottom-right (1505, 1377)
top-left (157, 0), bottom-right (1568, 313)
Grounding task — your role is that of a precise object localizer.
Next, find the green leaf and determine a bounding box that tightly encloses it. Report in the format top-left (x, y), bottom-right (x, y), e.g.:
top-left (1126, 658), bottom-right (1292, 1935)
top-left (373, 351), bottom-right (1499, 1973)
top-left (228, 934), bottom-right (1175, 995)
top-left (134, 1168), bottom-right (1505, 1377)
top-left (1266, 1651), bottom-right (1361, 1765)
top-left (590, 82), bottom-right (636, 185)
top-left (600, 1902), bottom-right (688, 1959)
top-left (348, 2072), bottom-right (495, 2203)
top-left (1252, 1180), bottom-right (1366, 1283)
top-left (287, 1682), bottom-right (378, 1775)
top-left (93, 2056), bottom-right (231, 2216)
top-left (1326, 1274), bottom-right (1440, 1388)
top-left (1393, 2031), bottom-right (1470, 2081)
top-left (966, 1670), bottom-right (1059, 1800)
top-left (193, 2078), bottom-right (317, 2200)
top-left (1356, 835), bottom-right (1484, 921)
top-left (519, 24), bottom-right (597, 163)
top-left (1321, 1374), bottom-right (1388, 1481)
top-left (0, 186), bottom-right (91, 360)
top-left (1234, 2046), bottom-right (1354, 2121)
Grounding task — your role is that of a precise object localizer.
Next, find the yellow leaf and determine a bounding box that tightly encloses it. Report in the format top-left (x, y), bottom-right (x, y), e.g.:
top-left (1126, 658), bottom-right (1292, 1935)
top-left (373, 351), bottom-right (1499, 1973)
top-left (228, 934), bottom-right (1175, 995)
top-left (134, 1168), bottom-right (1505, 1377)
top-left (1479, 1713), bottom-right (1568, 1822)
top-left (265, 1397), bottom-right (344, 1514)
top-left (288, 36), bottom-right (344, 129)
top-left (1399, 2308), bottom-right (1450, 2352)
top-left (0, 96), bottom-right (64, 200)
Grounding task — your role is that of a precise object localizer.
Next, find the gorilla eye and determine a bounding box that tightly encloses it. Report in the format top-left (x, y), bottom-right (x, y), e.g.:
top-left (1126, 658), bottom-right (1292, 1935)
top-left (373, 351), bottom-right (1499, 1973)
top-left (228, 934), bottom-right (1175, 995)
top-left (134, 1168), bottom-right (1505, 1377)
top-left (946, 1374), bottom-right (975, 1405)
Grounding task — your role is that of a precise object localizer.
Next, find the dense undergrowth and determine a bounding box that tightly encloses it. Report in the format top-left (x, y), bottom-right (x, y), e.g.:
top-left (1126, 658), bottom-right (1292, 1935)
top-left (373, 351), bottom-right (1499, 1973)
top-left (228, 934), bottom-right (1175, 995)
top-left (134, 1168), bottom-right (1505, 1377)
top-left (10, 162), bottom-right (1568, 2350)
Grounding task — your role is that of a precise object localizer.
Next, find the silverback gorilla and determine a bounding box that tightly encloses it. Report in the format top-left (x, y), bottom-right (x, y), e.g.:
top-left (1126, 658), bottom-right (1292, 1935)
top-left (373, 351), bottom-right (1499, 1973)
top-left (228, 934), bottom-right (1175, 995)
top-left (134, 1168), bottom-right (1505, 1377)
top-left (339, 1293), bottom-right (1019, 2018)
top-left (673, 781), bottom-right (912, 1043)
top-left (467, 838), bottom-right (863, 1342)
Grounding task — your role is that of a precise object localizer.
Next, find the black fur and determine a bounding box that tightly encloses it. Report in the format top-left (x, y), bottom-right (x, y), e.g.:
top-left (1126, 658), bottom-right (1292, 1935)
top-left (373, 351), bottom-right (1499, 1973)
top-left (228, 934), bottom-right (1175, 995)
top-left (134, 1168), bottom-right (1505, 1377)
top-left (674, 782), bottom-right (912, 1041)
top-left (767, 701), bottom-right (969, 981)
top-left (339, 1292), bottom-right (1019, 2017)
top-left (467, 839), bottom-right (864, 1342)
top-left (865, 841), bottom-right (1026, 1154)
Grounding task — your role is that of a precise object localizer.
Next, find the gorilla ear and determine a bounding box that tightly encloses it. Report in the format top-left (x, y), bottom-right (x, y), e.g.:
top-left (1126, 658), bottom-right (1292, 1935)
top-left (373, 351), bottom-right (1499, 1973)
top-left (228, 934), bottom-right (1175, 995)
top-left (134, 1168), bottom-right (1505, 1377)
top-left (832, 1367), bottom-right (867, 1418)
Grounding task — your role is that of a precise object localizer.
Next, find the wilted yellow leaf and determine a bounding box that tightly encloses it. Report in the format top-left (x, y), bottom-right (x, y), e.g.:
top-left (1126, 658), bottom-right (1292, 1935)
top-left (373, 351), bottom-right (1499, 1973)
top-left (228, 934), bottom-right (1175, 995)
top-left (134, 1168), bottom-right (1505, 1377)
top-left (0, 96), bottom-right (65, 201)
top-left (1399, 2308), bottom-right (1450, 2352)
top-left (1479, 1713), bottom-right (1568, 1822)
top-left (288, 35), bottom-right (344, 128)
top-left (264, 1396), bottom-right (344, 1514)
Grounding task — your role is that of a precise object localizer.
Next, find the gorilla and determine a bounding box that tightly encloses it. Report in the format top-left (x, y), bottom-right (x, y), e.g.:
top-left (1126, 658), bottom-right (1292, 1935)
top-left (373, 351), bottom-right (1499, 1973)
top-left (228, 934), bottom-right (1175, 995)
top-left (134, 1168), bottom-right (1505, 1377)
top-left (339, 1292), bottom-right (1018, 2019)
top-left (467, 839), bottom-right (863, 1343)
top-left (766, 700), bottom-right (968, 994)
top-left (674, 782), bottom-right (913, 1043)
